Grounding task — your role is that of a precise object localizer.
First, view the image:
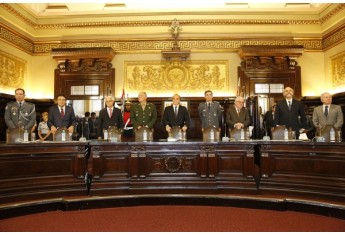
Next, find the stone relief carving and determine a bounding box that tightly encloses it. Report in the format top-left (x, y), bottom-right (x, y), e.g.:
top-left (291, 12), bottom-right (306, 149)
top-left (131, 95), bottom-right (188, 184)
top-left (331, 52), bottom-right (345, 87)
top-left (0, 50), bottom-right (26, 89)
top-left (125, 60), bottom-right (229, 94)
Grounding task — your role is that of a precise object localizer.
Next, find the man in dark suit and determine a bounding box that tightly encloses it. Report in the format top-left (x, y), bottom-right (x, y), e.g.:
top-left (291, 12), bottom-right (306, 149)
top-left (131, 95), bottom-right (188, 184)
top-left (226, 96), bottom-right (251, 130)
top-left (162, 94), bottom-right (190, 137)
top-left (263, 103), bottom-right (276, 138)
top-left (5, 88), bottom-right (36, 131)
top-left (274, 86), bottom-right (307, 139)
top-left (48, 94), bottom-right (77, 136)
top-left (89, 112), bottom-right (99, 139)
top-left (97, 96), bottom-right (123, 139)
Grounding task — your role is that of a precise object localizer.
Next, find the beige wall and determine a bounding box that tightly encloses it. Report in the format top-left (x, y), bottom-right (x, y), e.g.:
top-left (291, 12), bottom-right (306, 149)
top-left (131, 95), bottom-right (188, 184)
top-left (298, 51), bottom-right (325, 96)
top-left (28, 56), bottom-right (57, 99)
top-left (0, 41), bottom-right (56, 99)
top-left (1, 41), bottom-right (345, 99)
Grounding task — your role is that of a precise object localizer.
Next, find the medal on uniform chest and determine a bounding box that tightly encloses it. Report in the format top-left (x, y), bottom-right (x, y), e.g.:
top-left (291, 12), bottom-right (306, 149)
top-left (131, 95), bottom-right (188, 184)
top-left (11, 107), bottom-right (17, 116)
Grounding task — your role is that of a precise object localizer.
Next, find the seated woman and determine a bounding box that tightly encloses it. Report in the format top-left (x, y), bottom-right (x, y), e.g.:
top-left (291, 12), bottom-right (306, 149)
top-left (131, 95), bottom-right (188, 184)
top-left (38, 112), bottom-right (52, 141)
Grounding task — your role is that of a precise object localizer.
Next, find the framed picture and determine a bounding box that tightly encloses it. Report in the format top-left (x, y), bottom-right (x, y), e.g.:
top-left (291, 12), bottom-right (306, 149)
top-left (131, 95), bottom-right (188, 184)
top-left (163, 100), bottom-right (189, 110)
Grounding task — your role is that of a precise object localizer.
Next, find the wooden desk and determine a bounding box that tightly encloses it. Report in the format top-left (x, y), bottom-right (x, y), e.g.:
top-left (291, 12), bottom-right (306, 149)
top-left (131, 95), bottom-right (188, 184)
top-left (0, 141), bottom-right (88, 203)
top-left (258, 141), bottom-right (345, 201)
top-left (88, 141), bottom-right (257, 195)
top-left (1, 141), bottom-right (345, 204)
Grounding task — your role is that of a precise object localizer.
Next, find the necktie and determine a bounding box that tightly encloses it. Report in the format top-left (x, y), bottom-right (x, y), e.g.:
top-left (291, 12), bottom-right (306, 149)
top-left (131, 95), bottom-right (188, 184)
top-left (60, 108), bottom-right (64, 118)
top-left (237, 108), bottom-right (240, 116)
top-left (324, 106), bottom-right (328, 117)
top-left (174, 106), bottom-right (178, 117)
top-left (288, 101), bottom-right (291, 111)
top-left (18, 102), bottom-right (22, 118)
top-left (109, 108), bottom-right (112, 117)
top-left (208, 103), bottom-right (211, 110)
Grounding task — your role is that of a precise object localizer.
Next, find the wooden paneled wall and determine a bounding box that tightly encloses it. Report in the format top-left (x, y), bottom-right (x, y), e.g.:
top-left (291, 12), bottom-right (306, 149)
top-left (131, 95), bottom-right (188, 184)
top-left (1, 93), bottom-right (344, 142)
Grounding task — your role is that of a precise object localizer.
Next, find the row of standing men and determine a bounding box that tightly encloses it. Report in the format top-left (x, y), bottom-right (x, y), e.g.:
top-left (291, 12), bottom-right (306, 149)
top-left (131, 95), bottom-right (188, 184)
top-left (4, 87), bottom-right (344, 141)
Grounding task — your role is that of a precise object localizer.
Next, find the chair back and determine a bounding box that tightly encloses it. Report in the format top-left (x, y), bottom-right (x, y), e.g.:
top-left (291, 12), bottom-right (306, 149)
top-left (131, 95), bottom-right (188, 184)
top-left (135, 127), bottom-right (153, 142)
top-left (107, 126), bottom-right (122, 142)
top-left (6, 128), bottom-right (23, 144)
top-left (202, 126), bottom-right (220, 142)
top-left (53, 127), bottom-right (71, 141)
top-left (229, 128), bottom-right (249, 141)
top-left (169, 126), bottom-right (187, 140)
top-left (271, 125), bottom-right (286, 140)
top-left (316, 125), bottom-right (340, 142)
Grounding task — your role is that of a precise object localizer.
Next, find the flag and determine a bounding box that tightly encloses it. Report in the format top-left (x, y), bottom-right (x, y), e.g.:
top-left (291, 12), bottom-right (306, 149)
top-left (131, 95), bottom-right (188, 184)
top-left (236, 77), bottom-right (241, 97)
top-left (121, 88), bottom-right (125, 114)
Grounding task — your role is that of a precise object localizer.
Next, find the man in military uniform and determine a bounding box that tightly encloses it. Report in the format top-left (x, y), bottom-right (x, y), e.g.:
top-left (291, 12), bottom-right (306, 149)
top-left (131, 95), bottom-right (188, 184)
top-left (5, 88), bottom-right (36, 131)
top-left (198, 90), bottom-right (222, 131)
top-left (130, 91), bottom-right (157, 130)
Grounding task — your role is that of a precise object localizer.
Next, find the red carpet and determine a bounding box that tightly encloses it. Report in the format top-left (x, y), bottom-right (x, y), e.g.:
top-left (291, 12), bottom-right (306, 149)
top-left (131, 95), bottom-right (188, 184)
top-left (1, 205), bottom-right (345, 232)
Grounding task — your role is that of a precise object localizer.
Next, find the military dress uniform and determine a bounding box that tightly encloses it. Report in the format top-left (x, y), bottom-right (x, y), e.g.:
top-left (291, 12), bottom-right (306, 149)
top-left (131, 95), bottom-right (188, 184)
top-left (5, 101), bottom-right (36, 130)
top-left (130, 102), bottom-right (157, 130)
top-left (198, 101), bottom-right (222, 129)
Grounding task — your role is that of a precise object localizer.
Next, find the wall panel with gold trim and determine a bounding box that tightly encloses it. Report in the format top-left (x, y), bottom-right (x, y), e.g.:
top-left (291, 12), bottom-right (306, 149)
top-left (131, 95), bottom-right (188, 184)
top-left (125, 60), bottom-right (229, 97)
top-left (331, 51), bottom-right (345, 88)
top-left (0, 50), bottom-right (26, 91)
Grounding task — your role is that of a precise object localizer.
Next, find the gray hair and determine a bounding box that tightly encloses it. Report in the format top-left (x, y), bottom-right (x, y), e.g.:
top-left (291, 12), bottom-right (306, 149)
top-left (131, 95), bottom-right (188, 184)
top-left (235, 96), bottom-right (244, 102)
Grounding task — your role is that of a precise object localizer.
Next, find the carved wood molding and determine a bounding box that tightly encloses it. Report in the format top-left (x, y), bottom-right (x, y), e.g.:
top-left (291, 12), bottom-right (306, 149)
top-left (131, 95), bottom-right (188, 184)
top-left (238, 45), bottom-right (304, 70)
top-left (51, 47), bottom-right (115, 72)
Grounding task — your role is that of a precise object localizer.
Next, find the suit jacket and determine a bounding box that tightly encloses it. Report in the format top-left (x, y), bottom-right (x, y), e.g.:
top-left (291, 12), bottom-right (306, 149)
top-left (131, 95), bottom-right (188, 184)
top-left (263, 111), bottom-right (275, 137)
top-left (89, 118), bottom-right (99, 133)
top-left (198, 101), bottom-right (222, 129)
top-left (274, 98), bottom-right (307, 132)
top-left (97, 107), bottom-right (123, 138)
top-left (312, 104), bottom-right (343, 129)
top-left (47, 105), bottom-right (77, 129)
top-left (4, 101), bottom-right (36, 130)
top-left (264, 111), bottom-right (275, 129)
top-left (162, 105), bottom-right (190, 128)
top-left (130, 102), bottom-right (157, 130)
top-left (225, 105), bottom-right (251, 128)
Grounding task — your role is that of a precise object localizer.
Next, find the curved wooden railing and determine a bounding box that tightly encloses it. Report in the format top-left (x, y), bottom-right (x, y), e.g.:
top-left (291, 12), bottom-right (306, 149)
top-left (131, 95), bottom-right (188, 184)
top-left (1, 141), bottom-right (345, 219)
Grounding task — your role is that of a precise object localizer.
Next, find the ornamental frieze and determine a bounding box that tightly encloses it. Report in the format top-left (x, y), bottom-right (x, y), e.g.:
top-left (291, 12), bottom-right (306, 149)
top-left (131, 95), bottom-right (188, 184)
top-left (0, 23), bottom-right (330, 54)
top-left (125, 60), bottom-right (229, 95)
top-left (323, 26), bottom-right (345, 50)
top-left (31, 39), bottom-right (324, 54)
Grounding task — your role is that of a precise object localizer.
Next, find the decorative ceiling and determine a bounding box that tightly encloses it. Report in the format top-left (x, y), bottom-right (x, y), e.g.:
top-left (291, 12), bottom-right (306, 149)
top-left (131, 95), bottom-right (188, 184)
top-left (1, 3), bottom-right (345, 54)
top-left (20, 2), bottom-right (329, 16)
